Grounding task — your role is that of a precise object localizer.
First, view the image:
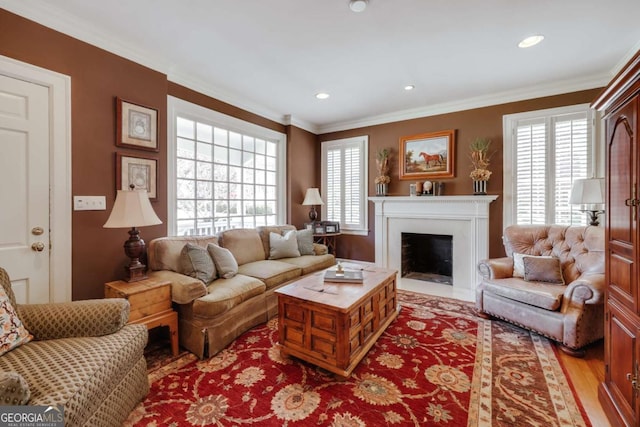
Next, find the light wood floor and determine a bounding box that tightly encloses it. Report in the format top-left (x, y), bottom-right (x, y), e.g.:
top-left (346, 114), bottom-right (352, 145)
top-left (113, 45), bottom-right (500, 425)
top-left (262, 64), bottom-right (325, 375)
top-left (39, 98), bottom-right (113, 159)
top-left (556, 340), bottom-right (610, 426)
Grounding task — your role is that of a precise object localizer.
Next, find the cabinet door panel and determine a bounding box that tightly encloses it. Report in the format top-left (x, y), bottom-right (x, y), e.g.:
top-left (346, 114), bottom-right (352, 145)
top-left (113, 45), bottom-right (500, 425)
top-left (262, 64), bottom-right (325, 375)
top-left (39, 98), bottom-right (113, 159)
top-left (607, 98), bottom-right (638, 311)
top-left (607, 303), bottom-right (639, 425)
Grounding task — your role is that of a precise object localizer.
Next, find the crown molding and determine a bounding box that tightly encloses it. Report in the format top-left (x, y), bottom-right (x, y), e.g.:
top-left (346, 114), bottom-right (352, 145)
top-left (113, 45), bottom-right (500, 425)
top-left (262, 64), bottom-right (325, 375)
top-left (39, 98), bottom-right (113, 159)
top-left (316, 74), bottom-right (611, 134)
top-left (283, 115), bottom-right (319, 134)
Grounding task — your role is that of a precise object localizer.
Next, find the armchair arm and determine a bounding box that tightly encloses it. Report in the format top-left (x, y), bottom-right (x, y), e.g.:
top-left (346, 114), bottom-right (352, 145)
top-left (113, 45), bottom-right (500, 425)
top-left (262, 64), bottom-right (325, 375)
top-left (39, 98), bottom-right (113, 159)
top-left (147, 270), bottom-right (207, 304)
top-left (17, 299), bottom-right (129, 341)
top-left (563, 272), bottom-right (606, 306)
top-left (477, 257), bottom-right (514, 280)
top-left (313, 243), bottom-right (328, 255)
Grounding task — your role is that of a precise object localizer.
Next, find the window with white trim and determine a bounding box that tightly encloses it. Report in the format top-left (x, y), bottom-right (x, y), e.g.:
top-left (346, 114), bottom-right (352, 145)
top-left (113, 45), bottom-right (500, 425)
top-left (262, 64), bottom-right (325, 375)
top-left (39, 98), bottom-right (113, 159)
top-left (321, 136), bottom-right (368, 235)
top-left (503, 104), bottom-right (594, 226)
top-left (168, 97), bottom-right (286, 236)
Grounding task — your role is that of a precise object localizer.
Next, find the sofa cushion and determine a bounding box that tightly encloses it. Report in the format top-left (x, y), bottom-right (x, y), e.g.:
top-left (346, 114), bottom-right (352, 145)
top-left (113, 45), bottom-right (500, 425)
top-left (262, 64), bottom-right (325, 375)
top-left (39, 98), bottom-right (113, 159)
top-left (218, 229), bottom-right (266, 265)
top-left (512, 253), bottom-right (553, 278)
top-left (523, 256), bottom-right (565, 285)
top-left (257, 225), bottom-right (296, 259)
top-left (296, 229), bottom-right (315, 255)
top-left (0, 286), bottom-right (32, 356)
top-left (482, 278), bottom-right (565, 311)
top-left (148, 235), bottom-right (219, 272)
top-left (278, 254), bottom-right (336, 275)
top-left (238, 260), bottom-right (301, 289)
top-left (192, 275), bottom-right (266, 318)
top-left (0, 371), bottom-right (30, 405)
top-left (207, 244), bottom-right (238, 279)
top-left (180, 243), bottom-right (217, 284)
top-left (269, 230), bottom-right (300, 259)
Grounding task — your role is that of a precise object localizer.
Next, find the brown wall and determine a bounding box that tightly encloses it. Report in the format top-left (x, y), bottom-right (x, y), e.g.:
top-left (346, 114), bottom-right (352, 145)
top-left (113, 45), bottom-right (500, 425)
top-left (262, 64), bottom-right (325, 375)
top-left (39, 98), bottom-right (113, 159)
top-left (286, 126), bottom-right (319, 228)
top-left (320, 88), bottom-right (602, 261)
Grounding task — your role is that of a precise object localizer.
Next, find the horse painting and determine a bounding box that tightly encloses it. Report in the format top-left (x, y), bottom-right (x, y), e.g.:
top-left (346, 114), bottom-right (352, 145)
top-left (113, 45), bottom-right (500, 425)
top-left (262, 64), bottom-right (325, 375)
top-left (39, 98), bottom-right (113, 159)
top-left (419, 152), bottom-right (444, 167)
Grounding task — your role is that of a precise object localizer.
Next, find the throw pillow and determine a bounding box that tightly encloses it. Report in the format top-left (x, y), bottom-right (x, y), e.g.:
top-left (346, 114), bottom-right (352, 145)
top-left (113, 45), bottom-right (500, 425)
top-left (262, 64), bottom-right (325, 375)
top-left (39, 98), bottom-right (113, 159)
top-left (269, 230), bottom-right (301, 260)
top-left (0, 286), bottom-right (32, 357)
top-left (0, 372), bottom-right (30, 405)
top-left (523, 256), bottom-right (565, 285)
top-left (207, 244), bottom-right (238, 279)
top-left (180, 243), bottom-right (217, 284)
top-left (512, 253), bottom-right (553, 278)
top-left (296, 229), bottom-right (315, 255)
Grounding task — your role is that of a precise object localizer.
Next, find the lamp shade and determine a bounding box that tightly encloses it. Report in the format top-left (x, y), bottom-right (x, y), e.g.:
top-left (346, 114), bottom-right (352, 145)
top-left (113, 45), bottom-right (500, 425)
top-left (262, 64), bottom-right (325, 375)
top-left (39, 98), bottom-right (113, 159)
top-left (104, 189), bottom-right (162, 228)
top-left (569, 178), bottom-right (605, 208)
top-left (302, 188), bottom-right (324, 206)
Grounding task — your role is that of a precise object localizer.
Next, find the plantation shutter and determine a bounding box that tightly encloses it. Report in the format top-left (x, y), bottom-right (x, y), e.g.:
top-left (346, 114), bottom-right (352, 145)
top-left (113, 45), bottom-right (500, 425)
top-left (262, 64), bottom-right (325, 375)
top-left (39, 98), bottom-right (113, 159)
top-left (325, 147), bottom-right (342, 222)
top-left (512, 110), bottom-right (590, 225)
top-left (322, 136), bottom-right (368, 234)
top-left (516, 120), bottom-right (546, 224)
top-left (554, 114), bottom-right (588, 224)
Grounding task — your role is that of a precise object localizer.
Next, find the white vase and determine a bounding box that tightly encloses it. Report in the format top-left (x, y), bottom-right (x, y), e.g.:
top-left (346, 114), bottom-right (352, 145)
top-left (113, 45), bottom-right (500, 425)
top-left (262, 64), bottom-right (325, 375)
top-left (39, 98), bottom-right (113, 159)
top-left (376, 183), bottom-right (388, 196)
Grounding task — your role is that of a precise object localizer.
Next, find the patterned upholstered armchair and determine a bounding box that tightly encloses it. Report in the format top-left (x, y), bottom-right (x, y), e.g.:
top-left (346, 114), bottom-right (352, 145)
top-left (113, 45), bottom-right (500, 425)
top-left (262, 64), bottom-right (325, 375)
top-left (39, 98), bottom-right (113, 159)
top-left (0, 267), bottom-right (149, 426)
top-left (476, 225), bottom-right (605, 357)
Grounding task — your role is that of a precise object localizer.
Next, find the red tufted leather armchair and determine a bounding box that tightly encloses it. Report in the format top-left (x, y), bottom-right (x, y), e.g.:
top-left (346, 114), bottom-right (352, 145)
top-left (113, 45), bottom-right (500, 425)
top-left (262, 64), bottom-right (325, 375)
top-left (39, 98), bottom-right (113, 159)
top-left (476, 225), bottom-right (604, 357)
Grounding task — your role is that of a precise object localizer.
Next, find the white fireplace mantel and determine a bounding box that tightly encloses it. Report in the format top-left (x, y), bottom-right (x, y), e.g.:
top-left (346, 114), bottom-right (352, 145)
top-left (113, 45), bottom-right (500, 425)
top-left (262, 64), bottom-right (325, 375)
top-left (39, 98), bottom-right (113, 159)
top-left (368, 195), bottom-right (498, 298)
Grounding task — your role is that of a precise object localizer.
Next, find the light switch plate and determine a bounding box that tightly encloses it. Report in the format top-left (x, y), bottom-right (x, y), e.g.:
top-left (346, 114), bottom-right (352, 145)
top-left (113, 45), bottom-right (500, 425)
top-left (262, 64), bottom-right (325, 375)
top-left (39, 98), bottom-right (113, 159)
top-left (73, 196), bottom-right (106, 211)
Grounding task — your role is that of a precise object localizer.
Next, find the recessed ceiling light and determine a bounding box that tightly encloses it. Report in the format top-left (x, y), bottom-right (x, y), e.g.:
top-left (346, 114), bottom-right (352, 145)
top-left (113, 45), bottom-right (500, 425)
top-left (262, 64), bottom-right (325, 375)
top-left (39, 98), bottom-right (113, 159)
top-left (349, 0), bottom-right (368, 13)
top-left (315, 92), bottom-right (330, 100)
top-left (404, 85), bottom-right (415, 91)
top-left (518, 35), bottom-right (544, 48)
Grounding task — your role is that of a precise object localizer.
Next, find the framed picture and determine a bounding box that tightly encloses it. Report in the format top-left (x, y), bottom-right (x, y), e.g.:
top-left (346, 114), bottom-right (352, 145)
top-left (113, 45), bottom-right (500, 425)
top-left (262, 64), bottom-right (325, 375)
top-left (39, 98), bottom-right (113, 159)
top-left (116, 97), bottom-right (159, 152)
top-left (322, 221), bottom-right (340, 234)
top-left (399, 129), bottom-right (455, 180)
top-left (314, 224), bottom-right (326, 234)
top-left (116, 153), bottom-right (157, 200)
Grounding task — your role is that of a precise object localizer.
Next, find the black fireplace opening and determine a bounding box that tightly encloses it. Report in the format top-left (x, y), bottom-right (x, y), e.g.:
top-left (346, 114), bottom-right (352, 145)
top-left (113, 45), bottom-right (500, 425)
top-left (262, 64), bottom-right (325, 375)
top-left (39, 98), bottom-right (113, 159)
top-left (401, 232), bottom-right (453, 285)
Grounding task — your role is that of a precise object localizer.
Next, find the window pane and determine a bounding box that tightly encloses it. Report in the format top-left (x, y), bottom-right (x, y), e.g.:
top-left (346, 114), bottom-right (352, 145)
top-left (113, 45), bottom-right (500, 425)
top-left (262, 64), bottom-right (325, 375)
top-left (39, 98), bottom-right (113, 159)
top-left (177, 117), bottom-right (194, 139)
top-left (174, 112), bottom-right (282, 235)
top-left (510, 108), bottom-right (591, 226)
top-left (196, 123), bottom-right (212, 143)
top-left (322, 136), bottom-right (368, 232)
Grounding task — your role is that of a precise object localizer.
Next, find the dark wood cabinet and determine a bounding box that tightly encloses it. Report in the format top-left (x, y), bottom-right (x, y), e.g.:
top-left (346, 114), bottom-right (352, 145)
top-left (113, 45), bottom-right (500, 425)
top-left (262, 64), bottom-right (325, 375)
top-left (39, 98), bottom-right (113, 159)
top-left (594, 50), bottom-right (640, 427)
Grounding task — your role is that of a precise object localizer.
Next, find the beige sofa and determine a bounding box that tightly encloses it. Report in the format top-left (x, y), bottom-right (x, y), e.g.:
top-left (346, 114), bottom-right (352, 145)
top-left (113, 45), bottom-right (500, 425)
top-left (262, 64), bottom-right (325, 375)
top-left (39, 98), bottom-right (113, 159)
top-left (147, 225), bottom-right (335, 358)
top-left (476, 225), bottom-right (604, 356)
top-left (0, 267), bottom-right (148, 427)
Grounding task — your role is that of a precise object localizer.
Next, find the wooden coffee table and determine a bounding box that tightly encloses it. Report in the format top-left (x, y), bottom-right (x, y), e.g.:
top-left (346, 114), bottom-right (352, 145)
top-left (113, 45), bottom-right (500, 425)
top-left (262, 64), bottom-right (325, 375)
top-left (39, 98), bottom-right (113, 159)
top-left (275, 266), bottom-right (399, 378)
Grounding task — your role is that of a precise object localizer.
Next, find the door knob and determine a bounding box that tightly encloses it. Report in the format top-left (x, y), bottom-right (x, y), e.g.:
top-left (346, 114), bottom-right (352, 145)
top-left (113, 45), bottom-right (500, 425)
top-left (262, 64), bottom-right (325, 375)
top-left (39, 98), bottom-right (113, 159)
top-left (31, 242), bottom-right (45, 252)
top-left (31, 227), bottom-right (44, 236)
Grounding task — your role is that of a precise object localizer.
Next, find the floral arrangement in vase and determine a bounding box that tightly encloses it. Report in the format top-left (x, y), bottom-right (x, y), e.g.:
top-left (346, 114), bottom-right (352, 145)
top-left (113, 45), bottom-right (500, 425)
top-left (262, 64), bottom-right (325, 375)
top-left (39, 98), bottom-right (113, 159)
top-left (375, 148), bottom-right (391, 195)
top-left (469, 137), bottom-right (492, 181)
top-left (469, 138), bottom-right (492, 194)
top-left (375, 148), bottom-right (391, 184)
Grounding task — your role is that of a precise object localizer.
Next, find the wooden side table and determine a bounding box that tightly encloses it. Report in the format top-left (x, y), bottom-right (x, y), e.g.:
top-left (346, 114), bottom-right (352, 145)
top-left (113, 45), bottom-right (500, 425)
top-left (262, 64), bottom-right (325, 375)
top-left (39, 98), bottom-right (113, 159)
top-left (105, 277), bottom-right (179, 356)
top-left (313, 232), bottom-right (341, 254)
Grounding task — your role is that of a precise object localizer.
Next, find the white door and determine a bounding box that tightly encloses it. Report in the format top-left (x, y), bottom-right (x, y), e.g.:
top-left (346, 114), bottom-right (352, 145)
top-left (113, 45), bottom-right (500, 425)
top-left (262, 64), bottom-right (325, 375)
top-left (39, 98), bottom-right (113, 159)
top-left (0, 74), bottom-right (50, 303)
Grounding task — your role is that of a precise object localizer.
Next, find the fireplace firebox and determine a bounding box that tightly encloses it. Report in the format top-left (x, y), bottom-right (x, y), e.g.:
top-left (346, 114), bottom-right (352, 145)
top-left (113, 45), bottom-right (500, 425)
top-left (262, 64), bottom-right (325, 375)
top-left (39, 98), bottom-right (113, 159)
top-left (401, 232), bottom-right (453, 285)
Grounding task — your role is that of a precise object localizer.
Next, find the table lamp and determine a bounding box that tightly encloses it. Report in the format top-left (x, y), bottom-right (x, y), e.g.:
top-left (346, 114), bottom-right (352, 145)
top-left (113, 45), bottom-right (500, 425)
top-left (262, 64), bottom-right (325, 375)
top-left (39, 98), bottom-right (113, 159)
top-left (302, 188), bottom-right (324, 222)
top-left (569, 177), bottom-right (605, 226)
top-left (104, 186), bottom-right (162, 282)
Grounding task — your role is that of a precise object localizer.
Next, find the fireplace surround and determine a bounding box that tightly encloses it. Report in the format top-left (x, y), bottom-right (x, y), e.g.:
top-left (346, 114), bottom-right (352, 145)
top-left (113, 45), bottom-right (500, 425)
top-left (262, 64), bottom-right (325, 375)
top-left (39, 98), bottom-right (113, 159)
top-left (369, 195), bottom-right (498, 300)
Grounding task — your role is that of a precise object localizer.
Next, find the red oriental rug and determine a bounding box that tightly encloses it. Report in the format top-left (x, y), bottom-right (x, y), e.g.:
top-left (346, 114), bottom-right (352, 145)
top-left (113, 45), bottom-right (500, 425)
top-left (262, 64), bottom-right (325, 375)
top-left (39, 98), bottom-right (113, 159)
top-left (125, 291), bottom-right (590, 426)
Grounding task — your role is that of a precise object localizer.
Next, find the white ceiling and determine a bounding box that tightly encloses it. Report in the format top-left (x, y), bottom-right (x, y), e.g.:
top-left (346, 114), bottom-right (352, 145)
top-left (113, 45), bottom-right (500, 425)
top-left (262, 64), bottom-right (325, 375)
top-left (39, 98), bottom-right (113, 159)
top-left (3, 1), bottom-right (640, 133)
